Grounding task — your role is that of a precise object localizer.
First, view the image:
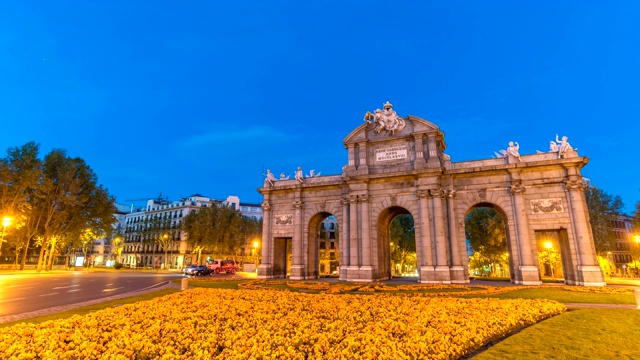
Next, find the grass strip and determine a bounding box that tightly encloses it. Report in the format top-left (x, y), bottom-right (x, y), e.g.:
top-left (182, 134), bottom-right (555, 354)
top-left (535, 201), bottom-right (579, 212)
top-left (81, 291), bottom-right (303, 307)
top-left (473, 308), bottom-right (640, 359)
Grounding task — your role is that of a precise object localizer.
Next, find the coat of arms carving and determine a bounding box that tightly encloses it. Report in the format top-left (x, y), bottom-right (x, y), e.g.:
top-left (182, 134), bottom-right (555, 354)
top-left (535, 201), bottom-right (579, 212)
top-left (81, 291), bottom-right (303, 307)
top-left (363, 101), bottom-right (406, 136)
top-left (275, 214), bottom-right (293, 225)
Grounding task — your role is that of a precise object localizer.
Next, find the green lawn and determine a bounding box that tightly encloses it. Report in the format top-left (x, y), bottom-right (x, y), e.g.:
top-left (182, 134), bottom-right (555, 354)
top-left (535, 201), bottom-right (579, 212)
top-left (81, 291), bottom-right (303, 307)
top-left (474, 288), bottom-right (636, 304)
top-left (474, 308), bottom-right (640, 359)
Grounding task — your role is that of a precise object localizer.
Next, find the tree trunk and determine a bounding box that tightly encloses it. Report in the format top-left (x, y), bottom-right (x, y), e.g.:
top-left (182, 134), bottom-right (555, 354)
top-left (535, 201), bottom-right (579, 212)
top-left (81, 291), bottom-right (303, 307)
top-left (46, 239), bottom-right (57, 271)
top-left (20, 237), bottom-right (31, 270)
top-left (36, 241), bottom-right (47, 272)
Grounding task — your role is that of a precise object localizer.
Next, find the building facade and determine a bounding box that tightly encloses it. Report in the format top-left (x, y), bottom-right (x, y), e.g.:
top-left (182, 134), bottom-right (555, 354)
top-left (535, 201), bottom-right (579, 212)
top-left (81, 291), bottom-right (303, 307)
top-left (116, 194), bottom-right (262, 269)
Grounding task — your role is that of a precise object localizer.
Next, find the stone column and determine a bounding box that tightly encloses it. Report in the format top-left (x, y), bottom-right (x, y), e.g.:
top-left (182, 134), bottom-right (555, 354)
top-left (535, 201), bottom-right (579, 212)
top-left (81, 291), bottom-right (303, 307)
top-left (510, 181), bottom-right (540, 285)
top-left (446, 190), bottom-right (465, 283)
top-left (431, 188), bottom-right (451, 283)
top-left (346, 144), bottom-right (356, 169)
top-left (426, 135), bottom-right (439, 166)
top-left (358, 142), bottom-right (368, 172)
top-left (566, 179), bottom-right (605, 285)
top-left (290, 200), bottom-right (305, 280)
top-left (257, 203), bottom-right (272, 278)
top-left (359, 195), bottom-right (373, 279)
top-left (413, 134), bottom-right (426, 168)
top-left (339, 197), bottom-right (349, 280)
top-left (347, 195), bottom-right (359, 278)
top-left (417, 190), bottom-right (436, 283)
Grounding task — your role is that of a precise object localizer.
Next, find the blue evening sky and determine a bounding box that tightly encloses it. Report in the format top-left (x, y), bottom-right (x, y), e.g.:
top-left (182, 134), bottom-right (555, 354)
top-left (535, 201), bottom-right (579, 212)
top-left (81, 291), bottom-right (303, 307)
top-left (1, 1), bottom-right (639, 212)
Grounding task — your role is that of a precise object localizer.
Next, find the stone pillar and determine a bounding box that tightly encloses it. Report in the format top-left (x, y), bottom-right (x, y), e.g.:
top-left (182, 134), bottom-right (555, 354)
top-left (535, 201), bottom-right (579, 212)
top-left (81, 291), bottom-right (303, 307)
top-left (257, 203), bottom-right (272, 278)
top-left (417, 190), bottom-right (436, 283)
top-left (431, 188), bottom-right (451, 283)
top-left (414, 134), bottom-right (426, 168)
top-left (359, 195), bottom-right (373, 279)
top-left (347, 195), bottom-right (360, 278)
top-left (426, 135), bottom-right (439, 166)
top-left (290, 200), bottom-right (305, 280)
top-left (339, 197), bottom-right (349, 280)
top-left (358, 142), bottom-right (368, 172)
top-left (346, 144), bottom-right (356, 169)
top-left (510, 181), bottom-right (540, 285)
top-left (566, 179), bottom-right (606, 286)
top-left (446, 189), bottom-right (466, 283)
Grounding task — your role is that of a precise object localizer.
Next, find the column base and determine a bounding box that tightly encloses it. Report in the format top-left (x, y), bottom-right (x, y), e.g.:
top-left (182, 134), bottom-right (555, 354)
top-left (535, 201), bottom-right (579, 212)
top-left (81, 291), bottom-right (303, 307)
top-left (339, 265), bottom-right (348, 281)
top-left (289, 265), bottom-right (305, 280)
top-left (257, 264), bottom-right (273, 279)
top-left (419, 266), bottom-right (455, 284)
top-left (449, 266), bottom-right (467, 283)
top-left (359, 266), bottom-right (375, 281)
top-left (514, 265), bottom-right (541, 285)
top-left (435, 266), bottom-right (452, 284)
top-left (576, 265), bottom-right (605, 286)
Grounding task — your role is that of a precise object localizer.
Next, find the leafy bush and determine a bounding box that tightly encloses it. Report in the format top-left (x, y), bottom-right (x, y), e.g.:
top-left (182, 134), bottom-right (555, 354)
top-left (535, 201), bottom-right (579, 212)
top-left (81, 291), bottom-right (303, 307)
top-left (113, 263), bottom-right (124, 270)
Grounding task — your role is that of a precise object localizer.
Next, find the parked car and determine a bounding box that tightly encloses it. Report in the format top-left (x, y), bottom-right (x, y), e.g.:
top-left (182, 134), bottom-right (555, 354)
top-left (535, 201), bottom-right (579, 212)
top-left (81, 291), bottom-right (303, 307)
top-left (214, 259), bottom-right (239, 274)
top-left (181, 264), bottom-right (197, 275)
top-left (184, 265), bottom-right (212, 276)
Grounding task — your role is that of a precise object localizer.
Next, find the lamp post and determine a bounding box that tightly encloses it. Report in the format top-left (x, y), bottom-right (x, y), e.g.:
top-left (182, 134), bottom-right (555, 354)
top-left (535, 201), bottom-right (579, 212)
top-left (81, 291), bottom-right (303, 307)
top-left (253, 240), bottom-right (260, 269)
top-left (544, 241), bottom-right (554, 278)
top-left (633, 235), bottom-right (640, 276)
top-left (0, 216), bottom-right (12, 257)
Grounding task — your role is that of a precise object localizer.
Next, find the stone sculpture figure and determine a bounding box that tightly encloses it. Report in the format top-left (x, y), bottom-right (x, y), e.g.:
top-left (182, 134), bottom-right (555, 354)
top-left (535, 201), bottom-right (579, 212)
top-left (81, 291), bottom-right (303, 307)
top-left (493, 149), bottom-right (508, 158)
top-left (279, 172), bottom-right (290, 180)
top-left (295, 166), bottom-right (304, 183)
top-left (363, 101), bottom-right (406, 136)
top-left (555, 134), bottom-right (573, 158)
top-left (306, 170), bottom-right (321, 178)
top-left (507, 141), bottom-right (520, 159)
top-left (264, 169), bottom-right (277, 186)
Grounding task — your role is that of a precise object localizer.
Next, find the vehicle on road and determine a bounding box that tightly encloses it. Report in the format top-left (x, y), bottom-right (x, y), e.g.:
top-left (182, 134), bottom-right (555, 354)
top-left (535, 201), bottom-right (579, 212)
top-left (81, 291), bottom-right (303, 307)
top-left (214, 259), bottom-right (239, 274)
top-left (181, 264), bottom-right (197, 275)
top-left (183, 265), bottom-right (212, 276)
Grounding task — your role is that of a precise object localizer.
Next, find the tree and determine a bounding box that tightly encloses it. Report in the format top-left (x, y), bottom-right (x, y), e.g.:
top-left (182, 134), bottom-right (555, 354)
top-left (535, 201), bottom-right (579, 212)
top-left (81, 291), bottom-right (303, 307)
top-left (390, 214), bottom-right (416, 275)
top-left (584, 186), bottom-right (624, 256)
top-left (465, 208), bottom-right (508, 276)
top-left (0, 142), bottom-right (44, 268)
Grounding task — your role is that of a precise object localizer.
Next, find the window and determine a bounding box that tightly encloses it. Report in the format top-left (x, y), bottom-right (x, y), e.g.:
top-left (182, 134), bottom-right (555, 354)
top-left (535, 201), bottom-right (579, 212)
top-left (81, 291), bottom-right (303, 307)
top-left (329, 232), bottom-right (335, 239)
top-left (329, 252), bottom-right (336, 260)
top-left (319, 242), bottom-right (326, 249)
top-left (330, 242), bottom-right (335, 249)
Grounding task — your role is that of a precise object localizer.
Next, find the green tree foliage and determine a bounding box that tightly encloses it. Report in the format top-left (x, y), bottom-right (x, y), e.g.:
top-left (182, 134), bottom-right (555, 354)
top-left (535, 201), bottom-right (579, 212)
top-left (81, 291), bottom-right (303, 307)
top-left (0, 143), bottom-right (116, 270)
top-left (584, 186), bottom-right (624, 256)
top-left (465, 208), bottom-right (508, 276)
top-left (390, 214), bottom-right (416, 274)
top-left (182, 205), bottom-right (261, 264)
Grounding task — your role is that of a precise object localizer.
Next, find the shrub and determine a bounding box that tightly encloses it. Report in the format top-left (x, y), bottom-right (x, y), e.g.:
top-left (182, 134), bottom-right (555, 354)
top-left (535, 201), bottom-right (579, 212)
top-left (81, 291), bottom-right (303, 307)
top-left (113, 263), bottom-right (124, 270)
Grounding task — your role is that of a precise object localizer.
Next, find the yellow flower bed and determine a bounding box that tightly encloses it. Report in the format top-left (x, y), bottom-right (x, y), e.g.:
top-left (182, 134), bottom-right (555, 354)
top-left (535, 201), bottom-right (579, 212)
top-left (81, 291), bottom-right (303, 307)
top-left (558, 286), bottom-right (634, 294)
top-left (0, 288), bottom-right (565, 359)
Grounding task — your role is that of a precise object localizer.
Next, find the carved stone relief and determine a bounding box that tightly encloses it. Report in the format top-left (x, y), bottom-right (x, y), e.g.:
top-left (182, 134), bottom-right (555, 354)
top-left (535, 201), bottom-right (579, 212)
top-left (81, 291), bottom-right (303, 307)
top-left (275, 214), bottom-right (293, 225)
top-left (530, 199), bottom-right (564, 214)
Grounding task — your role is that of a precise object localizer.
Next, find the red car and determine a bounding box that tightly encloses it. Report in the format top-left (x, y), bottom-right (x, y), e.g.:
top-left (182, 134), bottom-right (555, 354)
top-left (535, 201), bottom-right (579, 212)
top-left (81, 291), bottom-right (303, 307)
top-left (214, 259), bottom-right (239, 274)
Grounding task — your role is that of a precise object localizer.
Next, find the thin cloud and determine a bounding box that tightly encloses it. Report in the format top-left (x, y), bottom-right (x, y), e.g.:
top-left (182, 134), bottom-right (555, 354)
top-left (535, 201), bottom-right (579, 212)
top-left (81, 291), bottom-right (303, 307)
top-left (179, 125), bottom-right (295, 148)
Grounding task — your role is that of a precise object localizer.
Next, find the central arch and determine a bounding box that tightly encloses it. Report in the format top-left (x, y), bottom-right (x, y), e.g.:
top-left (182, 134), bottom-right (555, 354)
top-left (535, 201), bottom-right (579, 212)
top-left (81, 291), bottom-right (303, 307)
top-left (376, 206), bottom-right (414, 280)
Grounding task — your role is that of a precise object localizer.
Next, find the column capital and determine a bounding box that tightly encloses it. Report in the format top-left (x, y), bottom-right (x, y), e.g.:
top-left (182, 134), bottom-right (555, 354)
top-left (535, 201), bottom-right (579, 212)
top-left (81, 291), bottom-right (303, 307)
top-left (347, 195), bottom-right (358, 204)
top-left (428, 188), bottom-right (446, 198)
top-left (565, 179), bottom-right (586, 191)
top-left (509, 180), bottom-right (526, 194)
top-left (359, 194), bottom-right (370, 203)
top-left (416, 190), bottom-right (429, 199)
top-left (340, 197), bottom-right (350, 206)
top-left (261, 203), bottom-right (271, 211)
top-left (293, 201), bottom-right (303, 209)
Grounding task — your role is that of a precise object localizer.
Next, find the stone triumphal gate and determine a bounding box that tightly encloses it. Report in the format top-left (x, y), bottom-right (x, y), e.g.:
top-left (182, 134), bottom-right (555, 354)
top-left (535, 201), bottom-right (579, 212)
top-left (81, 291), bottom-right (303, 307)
top-left (258, 102), bottom-right (605, 286)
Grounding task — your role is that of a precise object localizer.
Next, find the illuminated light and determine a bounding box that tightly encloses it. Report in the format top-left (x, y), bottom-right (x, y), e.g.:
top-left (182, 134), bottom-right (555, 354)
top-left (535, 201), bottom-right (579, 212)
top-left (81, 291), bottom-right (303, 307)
top-left (2, 216), bottom-right (12, 228)
top-left (544, 241), bottom-right (553, 249)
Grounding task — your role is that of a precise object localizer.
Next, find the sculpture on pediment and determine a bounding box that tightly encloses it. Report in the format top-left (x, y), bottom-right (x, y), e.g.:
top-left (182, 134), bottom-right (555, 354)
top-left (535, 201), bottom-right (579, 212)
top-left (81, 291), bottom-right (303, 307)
top-left (555, 134), bottom-right (574, 158)
top-left (507, 141), bottom-right (521, 159)
top-left (295, 166), bottom-right (304, 183)
top-left (306, 169), bottom-right (321, 178)
top-left (279, 172), bottom-right (290, 180)
top-left (263, 169), bottom-right (277, 186)
top-left (363, 101), bottom-right (406, 136)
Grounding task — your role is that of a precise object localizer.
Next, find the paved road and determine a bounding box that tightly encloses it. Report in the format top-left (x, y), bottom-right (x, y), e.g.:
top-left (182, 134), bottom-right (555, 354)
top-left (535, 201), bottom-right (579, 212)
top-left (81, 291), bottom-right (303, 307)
top-left (0, 271), bottom-right (183, 319)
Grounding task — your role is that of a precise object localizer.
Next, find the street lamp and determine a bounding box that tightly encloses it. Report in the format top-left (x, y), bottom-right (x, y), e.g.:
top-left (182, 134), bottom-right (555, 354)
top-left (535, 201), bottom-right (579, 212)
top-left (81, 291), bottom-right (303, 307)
top-left (544, 241), bottom-right (554, 278)
top-left (253, 240), bottom-right (260, 269)
top-left (0, 216), bottom-right (13, 256)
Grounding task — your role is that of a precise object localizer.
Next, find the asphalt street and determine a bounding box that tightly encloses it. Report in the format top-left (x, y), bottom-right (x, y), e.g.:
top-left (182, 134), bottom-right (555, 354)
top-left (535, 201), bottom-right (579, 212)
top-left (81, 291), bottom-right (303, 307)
top-left (0, 271), bottom-right (183, 318)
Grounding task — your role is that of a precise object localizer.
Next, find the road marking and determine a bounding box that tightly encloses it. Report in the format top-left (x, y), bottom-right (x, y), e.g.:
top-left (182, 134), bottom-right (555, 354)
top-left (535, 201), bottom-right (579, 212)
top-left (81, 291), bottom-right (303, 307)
top-left (53, 285), bottom-right (80, 289)
top-left (0, 297), bottom-right (26, 304)
top-left (102, 287), bottom-right (124, 292)
top-left (67, 289), bottom-right (81, 292)
top-left (39, 293), bottom-right (60, 297)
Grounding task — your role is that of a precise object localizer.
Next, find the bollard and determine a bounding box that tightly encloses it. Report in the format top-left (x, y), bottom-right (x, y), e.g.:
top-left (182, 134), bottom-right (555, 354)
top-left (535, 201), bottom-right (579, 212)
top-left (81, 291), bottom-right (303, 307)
top-left (635, 288), bottom-right (640, 310)
top-left (181, 277), bottom-right (189, 291)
